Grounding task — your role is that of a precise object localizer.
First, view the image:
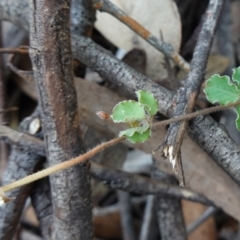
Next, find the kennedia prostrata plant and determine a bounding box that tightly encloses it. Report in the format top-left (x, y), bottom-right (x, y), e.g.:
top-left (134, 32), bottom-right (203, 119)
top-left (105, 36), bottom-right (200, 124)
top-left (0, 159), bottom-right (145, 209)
top-left (109, 90), bottom-right (158, 143)
top-left (203, 66), bottom-right (240, 130)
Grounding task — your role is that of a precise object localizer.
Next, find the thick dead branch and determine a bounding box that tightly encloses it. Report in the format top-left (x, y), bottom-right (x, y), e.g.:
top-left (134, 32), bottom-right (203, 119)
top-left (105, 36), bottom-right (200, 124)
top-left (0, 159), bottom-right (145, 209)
top-left (0, 125), bottom-right (45, 156)
top-left (29, 0), bottom-right (92, 239)
top-left (0, 109), bottom-right (43, 240)
top-left (71, 0), bottom-right (95, 77)
top-left (153, 170), bottom-right (187, 240)
top-left (31, 177), bottom-right (53, 239)
top-left (215, 0), bottom-right (234, 76)
top-left (0, 0), bottom-right (29, 31)
top-left (157, 194), bottom-right (187, 240)
top-left (161, 0), bottom-right (225, 185)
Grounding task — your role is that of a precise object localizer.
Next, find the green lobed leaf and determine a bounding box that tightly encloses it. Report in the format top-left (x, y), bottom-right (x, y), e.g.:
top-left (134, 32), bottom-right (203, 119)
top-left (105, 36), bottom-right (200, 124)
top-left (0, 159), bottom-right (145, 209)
top-left (235, 105), bottom-right (240, 131)
top-left (232, 67), bottom-right (240, 87)
top-left (126, 129), bottom-right (151, 143)
top-left (203, 74), bottom-right (240, 105)
top-left (119, 126), bottom-right (151, 143)
top-left (111, 100), bottom-right (146, 123)
top-left (136, 90), bottom-right (158, 116)
top-left (119, 125), bottom-right (149, 137)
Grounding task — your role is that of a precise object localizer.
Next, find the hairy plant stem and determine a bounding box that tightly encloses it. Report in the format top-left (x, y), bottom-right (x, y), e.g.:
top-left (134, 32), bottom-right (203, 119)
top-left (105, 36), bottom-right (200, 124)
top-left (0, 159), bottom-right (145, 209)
top-left (1, 136), bottom-right (125, 194)
top-left (0, 101), bottom-right (239, 196)
top-left (152, 101), bottom-right (240, 129)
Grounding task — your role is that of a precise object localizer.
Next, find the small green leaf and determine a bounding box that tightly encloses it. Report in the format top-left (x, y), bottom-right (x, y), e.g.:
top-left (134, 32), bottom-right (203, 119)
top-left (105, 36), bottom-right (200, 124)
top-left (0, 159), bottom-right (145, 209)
top-left (203, 74), bottom-right (240, 105)
top-left (235, 105), bottom-right (240, 130)
top-left (232, 67), bottom-right (240, 87)
top-left (119, 125), bottom-right (149, 137)
top-left (111, 100), bottom-right (145, 123)
top-left (120, 126), bottom-right (151, 143)
top-left (127, 129), bottom-right (151, 143)
top-left (136, 90), bottom-right (158, 116)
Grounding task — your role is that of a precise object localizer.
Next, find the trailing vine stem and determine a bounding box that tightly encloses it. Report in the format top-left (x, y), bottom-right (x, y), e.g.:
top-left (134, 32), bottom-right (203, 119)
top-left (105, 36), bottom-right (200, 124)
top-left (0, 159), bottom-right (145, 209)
top-left (1, 136), bottom-right (125, 195)
top-left (152, 100), bottom-right (240, 129)
top-left (1, 100), bottom-right (240, 200)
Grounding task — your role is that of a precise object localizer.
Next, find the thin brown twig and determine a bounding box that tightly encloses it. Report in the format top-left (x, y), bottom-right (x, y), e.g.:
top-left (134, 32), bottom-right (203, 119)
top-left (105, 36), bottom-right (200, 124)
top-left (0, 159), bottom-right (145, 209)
top-left (152, 101), bottom-right (240, 129)
top-left (0, 108), bottom-right (43, 239)
top-left (0, 47), bottom-right (29, 54)
top-left (0, 107), bottom-right (18, 114)
top-left (92, 0), bottom-right (190, 72)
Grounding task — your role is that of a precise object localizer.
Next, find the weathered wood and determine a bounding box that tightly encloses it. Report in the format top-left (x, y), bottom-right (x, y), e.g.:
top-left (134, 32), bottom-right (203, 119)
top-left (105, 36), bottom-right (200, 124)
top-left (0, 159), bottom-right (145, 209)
top-left (29, 0), bottom-right (93, 239)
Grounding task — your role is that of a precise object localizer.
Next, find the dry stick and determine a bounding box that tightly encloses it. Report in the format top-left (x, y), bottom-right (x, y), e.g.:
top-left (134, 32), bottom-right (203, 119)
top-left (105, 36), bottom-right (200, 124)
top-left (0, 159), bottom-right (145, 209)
top-left (91, 162), bottom-right (213, 205)
top-left (186, 206), bottom-right (217, 234)
top-left (154, 172), bottom-right (187, 240)
top-left (0, 108), bottom-right (42, 240)
top-left (161, 0), bottom-right (225, 186)
top-left (29, 0), bottom-right (93, 238)
top-left (92, 0), bottom-right (190, 72)
top-left (0, 107), bottom-right (18, 114)
top-left (70, 0), bottom-right (96, 78)
top-left (139, 195), bottom-right (157, 240)
top-left (1, 100), bottom-right (240, 196)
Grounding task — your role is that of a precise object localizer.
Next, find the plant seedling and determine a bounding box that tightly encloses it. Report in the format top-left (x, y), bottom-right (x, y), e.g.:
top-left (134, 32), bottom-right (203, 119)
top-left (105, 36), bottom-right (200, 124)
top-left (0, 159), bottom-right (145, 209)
top-left (99, 90), bottom-right (159, 143)
top-left (203, 66), bottom-right (240, 130)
